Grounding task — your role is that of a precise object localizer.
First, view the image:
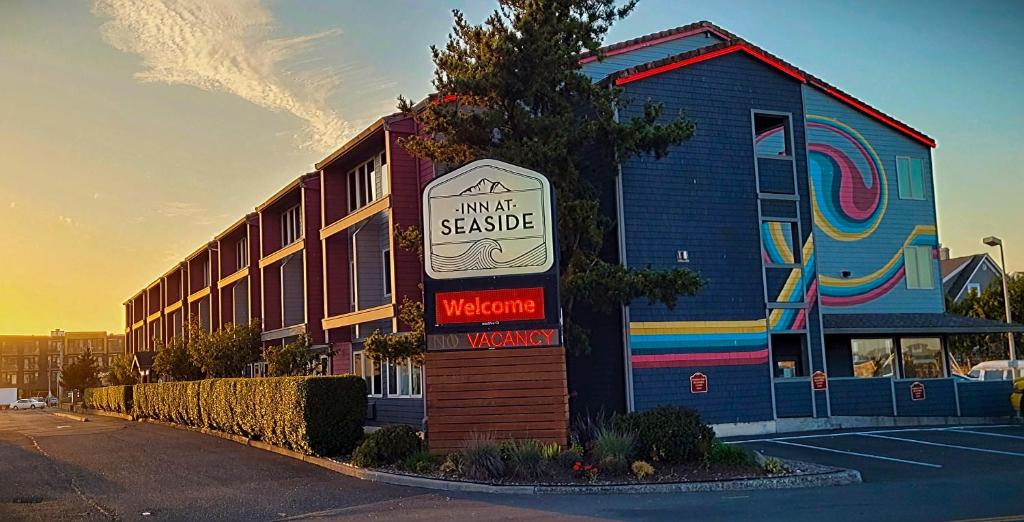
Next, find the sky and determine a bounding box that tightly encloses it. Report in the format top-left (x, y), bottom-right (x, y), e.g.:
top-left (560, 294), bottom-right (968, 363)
top-left (1, 0), bottom-right (1022, 335)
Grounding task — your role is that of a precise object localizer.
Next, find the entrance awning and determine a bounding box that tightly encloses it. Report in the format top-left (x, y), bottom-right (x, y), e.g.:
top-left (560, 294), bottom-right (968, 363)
top-left (822, 313), bottom-right (1024, 335)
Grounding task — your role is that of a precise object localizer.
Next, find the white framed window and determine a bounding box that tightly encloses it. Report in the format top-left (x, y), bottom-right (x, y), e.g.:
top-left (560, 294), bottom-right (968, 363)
top-left (236, 236), bottom-right (249, 271)
top-left (966, 283), bottom-right (982, 296)
top-left (382, 248), bottom-right (392, 297)
top-left (904, 246), bottom-right (935, 289)
top-left (386, 358), bottom-right (422, 398)
top-left (201, 258), bottom-right (211, 287)
top-left (354, 351), bottom-right (382, 397)
top-left (896, 156), bottom-right (926, 200)
top-left (347, 157), bottom-right (380, 212)
top-left (851, 338), bottom-right (895, 378)
top-left (379, 152), bottom-right (389, 197)
top-left (281, 205), bottom-right (302, 246)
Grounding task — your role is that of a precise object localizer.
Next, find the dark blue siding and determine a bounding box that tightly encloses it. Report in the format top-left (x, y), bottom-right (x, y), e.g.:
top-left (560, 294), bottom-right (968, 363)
top-left (774, 380), bottom-right (814, 418)
top-left (633, 365), bottom-right (773, 424)
top-left (828, 377), bottom-right (893, 416)
top-left (369, 397), bottom-right (424, 427)
top-left (894, 379), bottom-right (957, 416)
top-left (957, 381), bottom-right (1015, 417)
top-left (757, 158), bottom-right (795, 194)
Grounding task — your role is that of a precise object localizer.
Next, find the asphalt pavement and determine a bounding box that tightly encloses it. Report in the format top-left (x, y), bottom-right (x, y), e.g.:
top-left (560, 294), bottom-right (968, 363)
top-left (2, 409), bottom-right (1023, 521)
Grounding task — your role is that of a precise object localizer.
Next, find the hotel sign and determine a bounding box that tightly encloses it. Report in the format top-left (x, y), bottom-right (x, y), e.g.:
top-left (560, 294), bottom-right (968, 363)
top-left (422, 159), bottom-right (555, 280)
top-left (422, 159), bottom-right (561, 353)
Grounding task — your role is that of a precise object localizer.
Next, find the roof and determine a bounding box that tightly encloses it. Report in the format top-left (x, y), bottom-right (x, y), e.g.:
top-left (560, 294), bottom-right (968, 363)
top-left (315, 113), bottom-right (402, 171)
top-left (941, 255), bottom-right (974, 280)
top-left (599, 24), bottom-right (936, 148)
top-left (942, 253), bottom-right (1001, 301)
top-left (254, 172), bottom-right (317, 212)
top-left (822, 313), bottom-right (1024, 334)
top-left (579, 20), bottom-right (734, 63)
top-left (132, 351), bottom-right (156, 370)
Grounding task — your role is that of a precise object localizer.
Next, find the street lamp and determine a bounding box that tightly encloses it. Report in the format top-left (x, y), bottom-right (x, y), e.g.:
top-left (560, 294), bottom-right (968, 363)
top-left (983, 236), bottom-right (1016, 375)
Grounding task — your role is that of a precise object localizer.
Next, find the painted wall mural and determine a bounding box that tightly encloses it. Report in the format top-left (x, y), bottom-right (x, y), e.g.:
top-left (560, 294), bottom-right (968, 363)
top-left (769, 236), bottom-right (817, 331)
top-left (806, 115), bottom-right (888, 242)
top-left (630, 320), bottom-right (769, 369)
top-left (761, 222), bottom-right (796, 265)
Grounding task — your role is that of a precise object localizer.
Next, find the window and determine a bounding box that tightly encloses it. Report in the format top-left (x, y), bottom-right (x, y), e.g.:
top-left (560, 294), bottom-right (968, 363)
top-left (900, 338), bottom-right (943, 379)
top-left (761, 221), bottom-right (799, 266)
top-left (386, 358), bottom-right (422, 398)
top-left (347, 158), bottom-right (377, 212)
top-left (282, 205), bottom-right (302, 246)
top-left (904, 246), bottom-right (935, 289)
top-left (379, 152), bottom-right (389, 197)
top-left (966, 283), bottom-right (982, 296)
top-left (754, 113), bottom-right (791, 157)
top-left (851, 338), bottom-right (895, 377)
top-left (772, 334), bottom-right (808, 378)
top-left (354, 351), bottom-right (382, 396)
top-left (382, 248), bottom-right (392, 296)
top-left (2, 373), bottom-right (15, 385)
top-left (236, 236), bottom-right (249, 271)
top-left (896, 156), bottom-right (926, 200)
top-left (201, 258), bottom-right (211, 287)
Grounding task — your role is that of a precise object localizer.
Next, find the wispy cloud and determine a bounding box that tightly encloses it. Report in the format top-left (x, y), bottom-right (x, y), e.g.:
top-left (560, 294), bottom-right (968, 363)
top-left (156, 201), bottom-right (204, 218)
top-left (92, 0), bottom-right (352, 151)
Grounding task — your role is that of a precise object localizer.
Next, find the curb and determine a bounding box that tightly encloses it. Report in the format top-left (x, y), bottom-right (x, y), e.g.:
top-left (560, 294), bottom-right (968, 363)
top-left (52, 412), bottom-right (88, 422)
top-left (81, 408), bottom-right (134, 421)
top-left (81, 411), bottom-right (862, 494)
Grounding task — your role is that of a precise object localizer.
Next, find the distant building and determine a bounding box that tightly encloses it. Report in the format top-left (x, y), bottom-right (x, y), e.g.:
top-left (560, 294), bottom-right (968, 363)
top-left (0, 330), bottom-right (125, 398)
top-left (940, 252), bottom-right (1003, 303)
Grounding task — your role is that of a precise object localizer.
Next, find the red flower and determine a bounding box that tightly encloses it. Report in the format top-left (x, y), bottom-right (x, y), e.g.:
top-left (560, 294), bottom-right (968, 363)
top-left (573, 463), bottom-right (581, 471)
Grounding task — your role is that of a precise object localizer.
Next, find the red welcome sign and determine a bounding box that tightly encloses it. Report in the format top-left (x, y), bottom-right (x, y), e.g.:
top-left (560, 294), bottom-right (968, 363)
top-left (812, 371), bottom-right (828, 391)
top-left (435, 287), bottom-right (545, 325)
top-left (690, 372), bottom-right (708, 394)
top-left (910, 381), bottom-right (926, 401)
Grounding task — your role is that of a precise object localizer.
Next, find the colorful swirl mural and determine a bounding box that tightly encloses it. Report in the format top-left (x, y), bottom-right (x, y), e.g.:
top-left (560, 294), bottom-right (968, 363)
top-left (807, 115), bottom-right (889, 242)
top-left (630, 320), bottom-right (769, 369)
top-left (761, 222), bottom-right (795, 265)
top-left (769, 236), bottom-right (817, 332)
top-left (819, 225), bottom-right (938, 307)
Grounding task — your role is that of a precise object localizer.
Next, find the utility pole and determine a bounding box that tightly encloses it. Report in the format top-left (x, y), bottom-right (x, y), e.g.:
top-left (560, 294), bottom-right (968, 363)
top-left (984, 236), bottom-right (1017, 377)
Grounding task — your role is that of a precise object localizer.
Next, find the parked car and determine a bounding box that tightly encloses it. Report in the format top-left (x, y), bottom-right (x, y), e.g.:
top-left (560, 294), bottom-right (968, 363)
top-left (46, 396), bottom-right (58, 406)
top-left (1012, 378), bottom-right (1023, 414)
top-left (968, 360), bottom-right (1020, 381)
top-left (10, 398), bottom-right (47, 410)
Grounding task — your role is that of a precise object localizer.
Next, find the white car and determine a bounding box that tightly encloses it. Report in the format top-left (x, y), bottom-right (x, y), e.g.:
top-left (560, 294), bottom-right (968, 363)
top-left (10, 398), bottom-right (47, 410)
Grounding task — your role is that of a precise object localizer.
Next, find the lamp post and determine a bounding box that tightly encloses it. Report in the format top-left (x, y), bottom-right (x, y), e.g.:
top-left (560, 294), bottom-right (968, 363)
top-left (983, 236), bottom-right (1016, 376)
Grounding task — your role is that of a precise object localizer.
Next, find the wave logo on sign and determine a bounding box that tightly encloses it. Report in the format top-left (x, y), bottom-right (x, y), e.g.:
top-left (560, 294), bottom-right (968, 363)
top-left (423, 160), bottom-right (555, 280)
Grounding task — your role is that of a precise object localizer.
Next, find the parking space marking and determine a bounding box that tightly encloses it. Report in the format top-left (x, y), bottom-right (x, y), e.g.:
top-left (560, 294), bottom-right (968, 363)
top-left (731, 425), bottom-right (1021, 443)
top-left (947, 428), bottom-right (1024, 441)
top-left (861, 433), bottom-right (1024, 457)
top-left (766, 440), bottom-right (943, 468)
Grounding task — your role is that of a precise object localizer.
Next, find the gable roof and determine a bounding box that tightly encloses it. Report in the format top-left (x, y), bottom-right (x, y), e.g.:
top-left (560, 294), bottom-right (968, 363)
top-left (598, 23), bottom-right (936, 148)
top-left (941, 255), bottom-right (974, 281)
top-left (943, 253), bottom-right (1002, 301)
top-left (579, 20), bottom-right (734, 64)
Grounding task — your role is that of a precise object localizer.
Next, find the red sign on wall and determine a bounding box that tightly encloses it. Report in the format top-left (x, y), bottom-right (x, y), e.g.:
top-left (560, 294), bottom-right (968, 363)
top-left (690, 372), bottom-right (708, 394)
top-left (910, 381), bottom-right (926, 401)
top-left (812, 371), bottom-right (828, 391)
top-left (435, 287), bottom-right (545, 325)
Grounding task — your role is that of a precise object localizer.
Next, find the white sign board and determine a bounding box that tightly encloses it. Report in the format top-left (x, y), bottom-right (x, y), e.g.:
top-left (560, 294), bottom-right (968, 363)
top-left (423, 159), bottom-right (555, 280)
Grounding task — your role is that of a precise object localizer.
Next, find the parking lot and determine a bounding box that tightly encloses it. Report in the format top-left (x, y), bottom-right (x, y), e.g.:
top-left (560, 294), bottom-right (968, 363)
top-left (732, 423), bottom-right (1024, 483)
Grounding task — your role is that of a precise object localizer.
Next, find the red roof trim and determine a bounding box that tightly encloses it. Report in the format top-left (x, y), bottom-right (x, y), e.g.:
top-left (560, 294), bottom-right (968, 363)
top-left (819, 85), bottom-right (936, 148)
top-left (614, 44), bottom-right (805, 86)
top-left (579, 26), bottom-right (726, 64)
top-left (612, 42), bottom-right (935, 148)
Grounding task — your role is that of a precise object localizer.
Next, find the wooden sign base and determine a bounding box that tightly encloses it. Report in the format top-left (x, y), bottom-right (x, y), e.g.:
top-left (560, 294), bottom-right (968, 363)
top-left (424, 346), bottom-right (569, 455)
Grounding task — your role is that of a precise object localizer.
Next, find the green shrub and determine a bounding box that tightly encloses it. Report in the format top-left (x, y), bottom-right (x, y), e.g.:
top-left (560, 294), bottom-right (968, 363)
top-left (460, 433), bottom-right (505, 481)
top-left (570, 409), bottom-right (609, 448)
top-left (506, 439), bottom-right (545, 479)
top-left (440, 452), bottom-right (461, 474)
top-left (400, 449), bottom-right (436, 474)
top-left (762, 457), bottom-right (786, 475)
top-left (592, 427), bottom-right (636, 475)
top-left (131, 375), bottom-right (365, 456)
top-left (631, 460), bottom-right (655, 479)
top-left (351, 425), bottom-right (422, 468)
top-left (83, 386), bottom-right (133, 414)
top-left (611, 405), bottom-right (715, 464)
top-left (540, 441), bottom-right (561, 461)
top-left (709, 441), bottom-right (755, 467)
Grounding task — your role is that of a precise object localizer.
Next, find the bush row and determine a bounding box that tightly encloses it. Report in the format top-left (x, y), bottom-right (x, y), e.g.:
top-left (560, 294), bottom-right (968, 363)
top-left (83, 385), bottom-right (133, 414)
top-left (86, 376), bottom-right (367, 456)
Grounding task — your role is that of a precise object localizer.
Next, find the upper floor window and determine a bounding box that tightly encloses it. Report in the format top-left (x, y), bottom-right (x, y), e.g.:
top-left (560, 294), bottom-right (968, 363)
top-left (382, 248), bottom-right (392, 297)
top-left (904, 246), bottom-right (935, 289)
top-left (201, 259), bottom-right (211, 287)
top-left (754, 112), bottom-right (792, 158)
top-left (348, 158), bottom-right (377, 212)
top-left (282, 205), bottom-right (302, 246)
top-left (896, 156), bottom-right (926, 200)
top-left (236, 236), bottom-right (249, 271)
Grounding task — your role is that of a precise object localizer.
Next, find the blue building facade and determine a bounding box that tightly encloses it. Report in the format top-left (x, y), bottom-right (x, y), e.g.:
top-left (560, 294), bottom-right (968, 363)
top-left (587, 22), bottom-right (1021, 431)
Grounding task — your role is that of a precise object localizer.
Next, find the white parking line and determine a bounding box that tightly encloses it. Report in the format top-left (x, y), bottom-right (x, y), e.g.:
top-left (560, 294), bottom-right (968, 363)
top-left (860, 433), bottom-right (1024, 457)
top-left (732, 425), bottom-right (1021, 443)
top-left (948, 429), bottom-right (1024, 441)
top-left (767, 440), bottom-right (943, 468)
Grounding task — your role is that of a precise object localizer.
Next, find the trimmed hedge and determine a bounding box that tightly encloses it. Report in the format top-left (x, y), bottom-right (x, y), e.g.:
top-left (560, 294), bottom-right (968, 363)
top-left (611, 405), bottom-right (715, 464)
top-left (89, 376), bottom-right (366, 456)
top-left (84, 385), bottom-right (133, 414)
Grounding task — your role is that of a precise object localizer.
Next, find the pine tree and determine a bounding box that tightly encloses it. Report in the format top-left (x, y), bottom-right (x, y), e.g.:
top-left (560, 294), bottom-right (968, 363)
top-left (399, 0), bottom-right (702, 353)
top-left (60, 348), bottom-right (101, 395)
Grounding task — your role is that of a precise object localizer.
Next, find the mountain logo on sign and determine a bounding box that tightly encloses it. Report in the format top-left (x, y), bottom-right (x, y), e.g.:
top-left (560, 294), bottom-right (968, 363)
top-left (459, 179), bottom-right (511, 195)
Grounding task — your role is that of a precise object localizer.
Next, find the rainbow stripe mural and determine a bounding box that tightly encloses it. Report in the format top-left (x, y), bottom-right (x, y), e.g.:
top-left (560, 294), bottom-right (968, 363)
top-left (761, 222), bottom-right (795, 265)
top-left (630, 320), bottom-right (768, 369)
top-left (807, 115), bottom-right (889, 242)
top-left (819, 225), bottom-right (937, 307)
top-left (769, 236), bottom-right (817, 332)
